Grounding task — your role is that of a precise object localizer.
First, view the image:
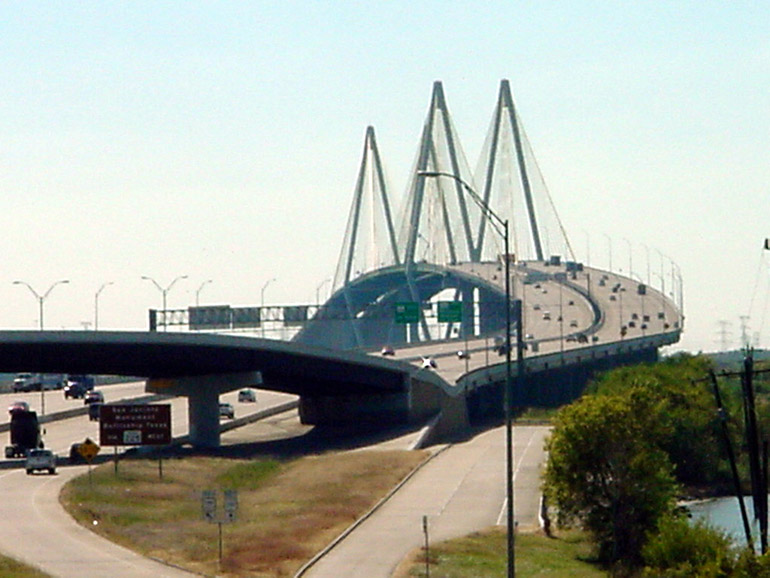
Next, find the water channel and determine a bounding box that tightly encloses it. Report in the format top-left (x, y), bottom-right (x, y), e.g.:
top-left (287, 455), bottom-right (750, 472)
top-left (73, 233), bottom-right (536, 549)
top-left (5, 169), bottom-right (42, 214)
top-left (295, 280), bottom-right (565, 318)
top-left (688, 496), bottom-right (762, 549)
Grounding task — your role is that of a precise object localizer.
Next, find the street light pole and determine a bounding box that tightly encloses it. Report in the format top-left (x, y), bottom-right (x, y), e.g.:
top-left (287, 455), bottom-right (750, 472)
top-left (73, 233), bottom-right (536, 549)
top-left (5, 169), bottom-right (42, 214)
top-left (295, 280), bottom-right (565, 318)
top-left (141, 275), bottom-right (188, 331)
top-left (623, 238), bottom-right (633, 277)
top-left (418, 170), bottom-right (517, 577)
top-left (261, 278), bottom-right (277, 338)
top-left (13, 279), bottom-right (69, 416)
top-left (196, 279), bottom-right (213, 307)
top-left (603, 233), bottom-right (613, 273)
top-left (94, 281), bottom-right (114, 331)
top-left (315, 278), bottom-right (331, 307)
top-left (13, 279), bottom-right (70, 330)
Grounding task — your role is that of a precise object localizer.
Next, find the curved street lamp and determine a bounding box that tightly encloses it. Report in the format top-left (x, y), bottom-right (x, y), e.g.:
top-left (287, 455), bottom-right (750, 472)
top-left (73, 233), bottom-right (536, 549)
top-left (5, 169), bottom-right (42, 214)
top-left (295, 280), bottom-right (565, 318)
top-left (261, 278), bottom-right (277, 337)
top-left (94, 281), bottom-right (114, 331)
top-left (418, 169), bottom-right (519, 578)
top-left (195, 279), bottom-right (213, 307)
top-left (315, 278), bottom-right (332, 307)
top-left (141, 275), bottom-right (188, 331)
top-left (12, 279), bottom-right (69, 416)
top-left (623, 238), bottom-right (633, 277)
top-left (603, 233), bottom-right (613, 273)
top-left (13, 279), bottom-right (70, 330)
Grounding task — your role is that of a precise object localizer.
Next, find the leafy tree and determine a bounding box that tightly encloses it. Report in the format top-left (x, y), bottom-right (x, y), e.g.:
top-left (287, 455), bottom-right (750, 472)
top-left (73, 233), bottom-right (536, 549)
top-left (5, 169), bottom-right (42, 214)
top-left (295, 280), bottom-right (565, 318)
top-left (544, 387), bottom-right (679, 566)
top-left (588, 355), bottom-right (726, 488)
top-left (642, 515), bottom-right (736, 577)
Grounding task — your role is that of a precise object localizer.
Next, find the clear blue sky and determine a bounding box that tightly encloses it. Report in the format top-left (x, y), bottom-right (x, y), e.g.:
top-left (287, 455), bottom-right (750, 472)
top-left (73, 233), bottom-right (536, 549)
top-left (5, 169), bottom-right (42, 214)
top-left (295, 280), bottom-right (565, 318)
top-left (1, 2), bottom-right (768, 353)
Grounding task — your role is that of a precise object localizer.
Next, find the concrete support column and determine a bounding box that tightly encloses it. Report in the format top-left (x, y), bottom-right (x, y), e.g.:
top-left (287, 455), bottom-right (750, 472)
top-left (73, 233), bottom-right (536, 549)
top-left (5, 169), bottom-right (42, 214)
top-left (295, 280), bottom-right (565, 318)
top-left (188, 387), bottom-right (220, 448)
top-left (461, 281), bottom-right (475, 339)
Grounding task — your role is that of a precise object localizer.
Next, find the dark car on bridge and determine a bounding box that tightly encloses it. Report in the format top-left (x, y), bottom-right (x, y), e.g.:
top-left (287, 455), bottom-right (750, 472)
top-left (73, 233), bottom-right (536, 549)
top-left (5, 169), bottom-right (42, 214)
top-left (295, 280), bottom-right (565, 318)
top-left (84, 390), bottom-right (104, 405)
top-left (219, 402), bottom-right (235, 419)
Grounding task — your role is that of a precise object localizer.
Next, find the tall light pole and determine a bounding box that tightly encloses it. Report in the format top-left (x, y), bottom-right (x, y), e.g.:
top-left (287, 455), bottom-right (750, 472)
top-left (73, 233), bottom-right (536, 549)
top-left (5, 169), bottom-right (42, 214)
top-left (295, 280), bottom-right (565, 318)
top-left (419, 170), bottom-right (518, 578)
top-left (641, 243), bottom-right (651, 286)
top-left (13, 279), bottom-right (70, 330)
top-left (261, 278), bottom-right (277, 338)
top-left (655, 249), bottom-right (666, 295)
top-left (195, 279), bottom-right (213, 307)
top-left (94, 281), bottom-right (114, 330)
top-left (623, 238), bottom-right (633, 277)
top-left (315, 278), bottom-right (331, 307)
top-left (13, 279), bottom-right (69, 416)
top-left (141, 275), bottom-right (188, 331)
top-left (603, 233), bottom-right (613, 273)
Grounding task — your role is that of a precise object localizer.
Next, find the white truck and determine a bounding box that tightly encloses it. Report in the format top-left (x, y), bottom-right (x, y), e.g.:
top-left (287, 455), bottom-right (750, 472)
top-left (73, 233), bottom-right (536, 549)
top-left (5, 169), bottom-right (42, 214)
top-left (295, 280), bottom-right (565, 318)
top-left (12, 373), bottom-right (65, 392)
top-left (25, 448), bottom-right (57, 475)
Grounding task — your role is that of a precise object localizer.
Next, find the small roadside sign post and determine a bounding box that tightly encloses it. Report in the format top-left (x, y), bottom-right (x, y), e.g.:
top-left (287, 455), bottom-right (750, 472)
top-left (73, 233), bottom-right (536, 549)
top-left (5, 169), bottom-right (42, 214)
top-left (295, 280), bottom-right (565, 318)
top-left (202, 489), bottom-right (239, 567)
top-left (423, 514), bottom-right (430, 578)
top-left (77, 438), bottom-right (100, 487)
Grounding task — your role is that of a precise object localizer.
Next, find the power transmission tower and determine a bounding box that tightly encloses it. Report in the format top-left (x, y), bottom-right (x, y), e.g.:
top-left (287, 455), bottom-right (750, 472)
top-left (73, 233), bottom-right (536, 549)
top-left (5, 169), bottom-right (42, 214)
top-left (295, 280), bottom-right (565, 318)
top-left (716, 320), bottom-right (732, 351)
top-left (739, 315), bottom-right (751, 349)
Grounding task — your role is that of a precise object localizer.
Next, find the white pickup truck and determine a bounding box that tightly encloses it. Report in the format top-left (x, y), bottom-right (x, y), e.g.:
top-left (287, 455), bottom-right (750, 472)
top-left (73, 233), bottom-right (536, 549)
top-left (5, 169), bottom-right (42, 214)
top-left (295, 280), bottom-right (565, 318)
top-left (25, 448), bottom-right (57, 475)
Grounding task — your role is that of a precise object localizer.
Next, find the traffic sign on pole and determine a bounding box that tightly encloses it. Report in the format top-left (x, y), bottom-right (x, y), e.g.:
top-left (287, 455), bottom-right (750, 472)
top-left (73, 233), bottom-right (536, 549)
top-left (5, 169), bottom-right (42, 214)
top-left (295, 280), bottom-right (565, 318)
top-left (437, 301), bottom-right (462, 323)
top-left (395, 302), bottom-right (420, 324)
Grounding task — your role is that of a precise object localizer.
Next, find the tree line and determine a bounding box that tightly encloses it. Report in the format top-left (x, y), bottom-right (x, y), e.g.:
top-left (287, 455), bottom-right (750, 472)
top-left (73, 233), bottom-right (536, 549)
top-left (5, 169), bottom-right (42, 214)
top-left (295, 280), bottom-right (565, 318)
top-left (543, 353), bottom-right (770, 576)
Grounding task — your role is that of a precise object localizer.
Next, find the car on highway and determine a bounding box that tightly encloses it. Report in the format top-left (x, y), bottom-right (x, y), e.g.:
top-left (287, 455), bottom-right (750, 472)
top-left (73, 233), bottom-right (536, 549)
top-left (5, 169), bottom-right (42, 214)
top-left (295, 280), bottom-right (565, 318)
top-left (237, 388), bottom-right (256, 403)
top-left (25, 448), bottom-right (57, 475)
top-left (219, 402), bottom-right (235, 419)
top-left (380, 345), bottom-right (395, 356)
top-left (420, 357), bottom-right (437, 370)
top-left (7, 401), bottom-right (30, 415)
top-left (13, 373), bottom-right (65, 392)
top-left (456, 350), bottom-right (470, 360)
top-left (542, 311), bottom-right (551, 320)
top-left (12, 373), bottom-right (35, 393)
top-left (84, 390), bottom-right (104, 405)
top-left (88, 403), bottom-right (102, 421)
top-left (64, 375), bottom-right (94, 399)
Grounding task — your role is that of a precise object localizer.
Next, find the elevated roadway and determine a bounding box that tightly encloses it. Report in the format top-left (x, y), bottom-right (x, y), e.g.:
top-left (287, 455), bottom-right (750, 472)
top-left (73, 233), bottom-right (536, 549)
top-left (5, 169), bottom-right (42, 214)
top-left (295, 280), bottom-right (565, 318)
top-left (0, 331), bottom-right (463, 448)
top-left (0, 261), bottom-right (681, 448)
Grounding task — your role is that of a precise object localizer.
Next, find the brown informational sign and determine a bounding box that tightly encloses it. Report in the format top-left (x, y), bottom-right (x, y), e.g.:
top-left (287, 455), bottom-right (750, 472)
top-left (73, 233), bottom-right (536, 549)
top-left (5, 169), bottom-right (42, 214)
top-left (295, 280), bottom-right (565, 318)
top-left (99, 404), bottom-right (171, 446)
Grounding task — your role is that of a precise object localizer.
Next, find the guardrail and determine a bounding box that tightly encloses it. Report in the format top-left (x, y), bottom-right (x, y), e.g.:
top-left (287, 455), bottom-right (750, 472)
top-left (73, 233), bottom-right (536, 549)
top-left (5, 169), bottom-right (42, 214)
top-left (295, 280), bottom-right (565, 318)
top-left (460, 329), bottom-right (682, 389)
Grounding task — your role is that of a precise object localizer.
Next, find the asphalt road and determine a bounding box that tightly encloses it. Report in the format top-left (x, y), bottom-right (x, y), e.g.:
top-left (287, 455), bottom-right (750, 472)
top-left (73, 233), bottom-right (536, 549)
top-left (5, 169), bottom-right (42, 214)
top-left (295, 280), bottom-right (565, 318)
top-left (390, 263), bottom-right (680, 383)
top-left (303, 425), bottom-right (550, 578)
top-left (0, 384), bottom-right (297, 577)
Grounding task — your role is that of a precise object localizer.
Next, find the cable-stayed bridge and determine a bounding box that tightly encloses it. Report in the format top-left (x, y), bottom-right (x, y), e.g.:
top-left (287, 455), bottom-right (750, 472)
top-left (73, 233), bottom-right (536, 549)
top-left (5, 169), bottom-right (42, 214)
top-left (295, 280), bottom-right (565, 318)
top-left (0, 80), bottom-right (682, 447)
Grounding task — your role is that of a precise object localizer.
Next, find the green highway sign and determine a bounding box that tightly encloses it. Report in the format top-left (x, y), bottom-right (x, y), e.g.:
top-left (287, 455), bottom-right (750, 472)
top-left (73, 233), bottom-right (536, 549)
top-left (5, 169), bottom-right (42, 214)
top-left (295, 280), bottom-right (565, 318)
top-left (395, 301), bottom-right (420, 324)
top-left (437, 301), bottom-right (462, 323)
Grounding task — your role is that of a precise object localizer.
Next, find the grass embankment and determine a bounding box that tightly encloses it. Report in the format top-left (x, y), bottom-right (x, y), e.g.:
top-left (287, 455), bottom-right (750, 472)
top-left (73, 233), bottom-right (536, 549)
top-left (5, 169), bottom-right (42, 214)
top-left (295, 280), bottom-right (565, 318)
top-left (61, 450), bottom-right (426, 577)
top-left (397, 527), bottom-right (607, 577)
top-left (0, 558), bottom-right (50, 578)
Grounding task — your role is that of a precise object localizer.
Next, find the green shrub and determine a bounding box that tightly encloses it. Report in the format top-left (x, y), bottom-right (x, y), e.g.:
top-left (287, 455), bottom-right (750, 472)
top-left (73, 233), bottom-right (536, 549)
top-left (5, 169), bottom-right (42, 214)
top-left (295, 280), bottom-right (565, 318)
top-left (642, 515), bottom-right (735, 577)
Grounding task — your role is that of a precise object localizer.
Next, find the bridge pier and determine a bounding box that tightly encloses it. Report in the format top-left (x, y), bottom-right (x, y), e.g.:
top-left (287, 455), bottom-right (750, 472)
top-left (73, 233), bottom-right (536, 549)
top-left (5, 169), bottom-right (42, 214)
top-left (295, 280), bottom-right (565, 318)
top-left (146, 371), bottom-right (262, 448)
